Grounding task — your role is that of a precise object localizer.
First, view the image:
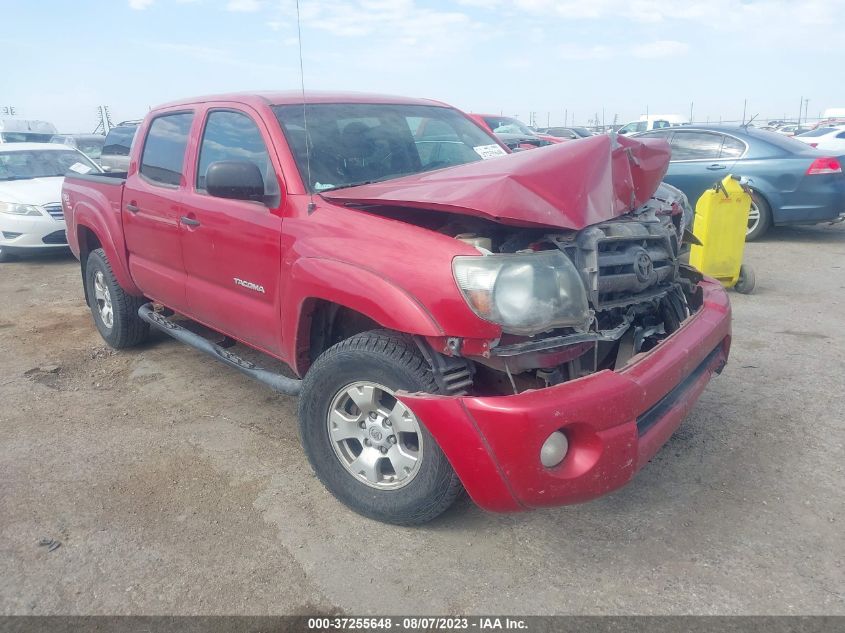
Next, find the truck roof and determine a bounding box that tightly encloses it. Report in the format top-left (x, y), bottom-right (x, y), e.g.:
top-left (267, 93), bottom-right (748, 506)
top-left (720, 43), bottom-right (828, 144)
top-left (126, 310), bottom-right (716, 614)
top-left (156, 91), bottom-right (450, 110)
top-left (0, 118), bottom-right (58, 134)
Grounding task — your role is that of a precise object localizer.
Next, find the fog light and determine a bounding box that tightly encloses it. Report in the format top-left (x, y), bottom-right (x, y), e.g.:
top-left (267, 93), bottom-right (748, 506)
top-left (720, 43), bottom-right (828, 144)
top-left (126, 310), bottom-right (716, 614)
top-left (540, 431), bottom-right (569, 468)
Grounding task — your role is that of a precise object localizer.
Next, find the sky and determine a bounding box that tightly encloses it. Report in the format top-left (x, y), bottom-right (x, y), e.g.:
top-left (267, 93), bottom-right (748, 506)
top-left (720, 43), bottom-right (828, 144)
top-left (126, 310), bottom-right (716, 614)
top-left (2, 0), bottom-right (843, 133)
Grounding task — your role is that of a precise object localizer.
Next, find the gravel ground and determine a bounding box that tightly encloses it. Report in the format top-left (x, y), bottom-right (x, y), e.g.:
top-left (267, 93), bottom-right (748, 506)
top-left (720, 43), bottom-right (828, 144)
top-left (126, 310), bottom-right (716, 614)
top-left (1, 224), bottom-right (843, 615)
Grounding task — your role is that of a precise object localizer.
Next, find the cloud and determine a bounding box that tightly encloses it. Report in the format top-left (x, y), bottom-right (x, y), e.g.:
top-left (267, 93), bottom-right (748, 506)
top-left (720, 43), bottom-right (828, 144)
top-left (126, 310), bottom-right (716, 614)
top-left (276, 0), bottom-right (485, 59)
top-left (631, 40), bottom-right (689, 59)
top-left (559, 44), bottom-right (614, 60)
top-left (128, 0), bottom-right (155, 9)
top-left (226, 0), bottom-right (262, 11)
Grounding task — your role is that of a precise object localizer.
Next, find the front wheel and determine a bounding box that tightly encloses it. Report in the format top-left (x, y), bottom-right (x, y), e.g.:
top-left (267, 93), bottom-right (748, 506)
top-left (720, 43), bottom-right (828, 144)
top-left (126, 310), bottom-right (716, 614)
top-left (85, 248), bottom-right (150, 348)
top-left (298, 330), bottom-right (462, 525)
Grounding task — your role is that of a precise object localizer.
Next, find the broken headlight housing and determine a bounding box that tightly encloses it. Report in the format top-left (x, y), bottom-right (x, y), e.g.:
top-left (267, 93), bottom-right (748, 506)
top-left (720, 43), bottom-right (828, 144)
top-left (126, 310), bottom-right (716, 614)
top-left (453, 251), bottom-right (590, 335)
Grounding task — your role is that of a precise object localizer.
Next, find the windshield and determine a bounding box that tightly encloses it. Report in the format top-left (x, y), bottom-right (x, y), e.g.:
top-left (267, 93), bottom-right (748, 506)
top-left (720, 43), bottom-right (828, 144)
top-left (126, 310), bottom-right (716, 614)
top-left (482, 116), bottom-right (534, 136)
top-left (76, 139), bottom-right (104, 159)
top-left (0, 149), bottom-right (99, 181)
top-left (273, 103), bottom-right (503, 192)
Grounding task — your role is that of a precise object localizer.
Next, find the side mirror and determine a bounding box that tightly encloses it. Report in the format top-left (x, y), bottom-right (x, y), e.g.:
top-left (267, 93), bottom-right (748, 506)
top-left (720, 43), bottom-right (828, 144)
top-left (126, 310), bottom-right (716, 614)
top-left (206, 160), bottom-right (265, 202)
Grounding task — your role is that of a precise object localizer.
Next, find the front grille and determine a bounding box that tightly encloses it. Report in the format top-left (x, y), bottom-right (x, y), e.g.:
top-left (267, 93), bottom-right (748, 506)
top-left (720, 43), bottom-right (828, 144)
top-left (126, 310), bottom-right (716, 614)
top-left (42, 230), bottom-right (67, 244)
top-left (564, 220), bottom-right (680, 311)
top-left (42, 202), bottom-right (64, 220)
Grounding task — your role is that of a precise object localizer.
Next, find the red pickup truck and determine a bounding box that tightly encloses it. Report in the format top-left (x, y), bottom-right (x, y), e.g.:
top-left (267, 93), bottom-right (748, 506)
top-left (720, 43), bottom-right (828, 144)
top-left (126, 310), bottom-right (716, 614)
top-left (62, 92), bottom-right (731, 525)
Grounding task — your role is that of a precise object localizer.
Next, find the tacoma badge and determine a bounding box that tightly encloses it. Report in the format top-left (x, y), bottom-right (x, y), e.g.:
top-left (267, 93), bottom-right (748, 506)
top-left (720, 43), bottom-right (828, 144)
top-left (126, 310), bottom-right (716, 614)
top-left (233, 278), bottom-right (265, 294)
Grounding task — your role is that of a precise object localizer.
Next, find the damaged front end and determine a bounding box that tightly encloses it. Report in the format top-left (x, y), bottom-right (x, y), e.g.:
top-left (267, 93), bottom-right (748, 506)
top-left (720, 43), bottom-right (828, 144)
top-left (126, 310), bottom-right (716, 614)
top-left (441, 183), bottom-right (700, 395)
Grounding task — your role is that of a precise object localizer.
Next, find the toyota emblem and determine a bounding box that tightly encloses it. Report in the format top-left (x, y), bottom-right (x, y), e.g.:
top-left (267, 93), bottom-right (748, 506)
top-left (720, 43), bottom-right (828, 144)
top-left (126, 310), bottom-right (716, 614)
top-left (633, 250), bottom-right (654, 284)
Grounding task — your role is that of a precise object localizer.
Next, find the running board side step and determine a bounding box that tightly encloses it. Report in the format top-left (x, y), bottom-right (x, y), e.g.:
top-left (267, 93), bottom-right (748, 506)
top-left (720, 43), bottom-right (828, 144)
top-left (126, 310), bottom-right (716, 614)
top-left (138, 303), bottom-right (301, 396)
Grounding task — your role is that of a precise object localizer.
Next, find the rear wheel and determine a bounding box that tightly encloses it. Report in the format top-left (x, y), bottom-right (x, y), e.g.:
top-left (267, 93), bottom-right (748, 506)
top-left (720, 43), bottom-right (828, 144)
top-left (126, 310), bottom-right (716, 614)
top-left (85, 248), bottom-right (149, 348)
top-left (746, 192), bottom-right (772, 241)
top-left (298, 330), bottom-right (462, 525)
top-left (0, 245), bottom-right (14, 263)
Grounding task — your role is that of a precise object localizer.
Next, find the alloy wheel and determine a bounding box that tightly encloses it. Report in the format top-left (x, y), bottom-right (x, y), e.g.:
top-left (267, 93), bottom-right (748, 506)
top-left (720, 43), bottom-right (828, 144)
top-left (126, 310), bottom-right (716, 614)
top-left (93, 270), bottom-right (114, 329)
top-left (747, 200), bottom-right (761, 236)
top-left (326, 381), bottom-right (423, 490)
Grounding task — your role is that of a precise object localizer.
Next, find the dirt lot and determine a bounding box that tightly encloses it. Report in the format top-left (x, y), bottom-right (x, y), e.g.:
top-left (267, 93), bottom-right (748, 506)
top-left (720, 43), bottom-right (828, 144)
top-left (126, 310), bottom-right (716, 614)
top-left (1, 225), bottom-right (843, 616)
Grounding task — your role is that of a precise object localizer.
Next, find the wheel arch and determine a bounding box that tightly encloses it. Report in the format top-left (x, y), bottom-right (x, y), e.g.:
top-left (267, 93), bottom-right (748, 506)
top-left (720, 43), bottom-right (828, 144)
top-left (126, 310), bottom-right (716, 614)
top-left (73, 214), bottom-right (143, 299)
top-left (285, 258), bottom-right (444, 376)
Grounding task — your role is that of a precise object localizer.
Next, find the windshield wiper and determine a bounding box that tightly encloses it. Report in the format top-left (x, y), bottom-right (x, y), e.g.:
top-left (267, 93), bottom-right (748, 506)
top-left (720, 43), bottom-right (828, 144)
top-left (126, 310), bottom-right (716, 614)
top-left (319, 179), bottom-right (382, 193)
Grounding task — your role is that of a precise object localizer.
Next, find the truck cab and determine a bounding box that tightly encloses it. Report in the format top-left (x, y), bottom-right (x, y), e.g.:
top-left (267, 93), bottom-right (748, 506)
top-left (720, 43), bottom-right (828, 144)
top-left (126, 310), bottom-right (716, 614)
top-left (62, 92), bottom-right (731, 525)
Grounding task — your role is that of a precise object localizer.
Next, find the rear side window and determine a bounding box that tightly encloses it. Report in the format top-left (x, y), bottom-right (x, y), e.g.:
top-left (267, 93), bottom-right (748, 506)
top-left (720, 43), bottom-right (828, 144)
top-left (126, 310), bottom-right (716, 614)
top-left (670, 131), bottom-right (723, 160)
top-left (140, 113), bottom-right (194, 186)
top-left (103, 126), bottom-right (137, 156)
top-left (720, 136), bottom-right (746, 158)
top-left (196, 110), bottom-right (274, 193)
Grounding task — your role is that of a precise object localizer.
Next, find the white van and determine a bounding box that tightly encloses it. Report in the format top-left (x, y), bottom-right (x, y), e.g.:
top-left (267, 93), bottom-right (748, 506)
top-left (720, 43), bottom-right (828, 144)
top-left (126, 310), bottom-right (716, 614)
top-left (0, 118), bottom-right (58, 143)
top-left (617, 114), bottom-right (687, 135)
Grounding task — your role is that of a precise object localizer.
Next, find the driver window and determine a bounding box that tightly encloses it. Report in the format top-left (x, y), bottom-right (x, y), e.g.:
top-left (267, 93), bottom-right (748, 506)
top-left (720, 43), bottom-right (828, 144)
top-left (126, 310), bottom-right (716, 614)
top-left (196, 110), bottom-right (277, 197)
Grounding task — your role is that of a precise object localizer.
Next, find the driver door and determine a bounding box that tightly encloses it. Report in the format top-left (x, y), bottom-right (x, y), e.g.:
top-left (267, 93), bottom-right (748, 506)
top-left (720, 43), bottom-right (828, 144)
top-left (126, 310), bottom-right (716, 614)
top-left (179, 106), bottom-right (285, 356)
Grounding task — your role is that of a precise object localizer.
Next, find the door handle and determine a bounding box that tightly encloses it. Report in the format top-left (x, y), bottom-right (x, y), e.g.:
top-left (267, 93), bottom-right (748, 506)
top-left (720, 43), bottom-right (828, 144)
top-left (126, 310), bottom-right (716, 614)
top-left (706, 163), bottom-right (727, 170)
top-left (126, 203), bottom-right (140, 213)
top-left (180, 216), bottom-right (201, 227)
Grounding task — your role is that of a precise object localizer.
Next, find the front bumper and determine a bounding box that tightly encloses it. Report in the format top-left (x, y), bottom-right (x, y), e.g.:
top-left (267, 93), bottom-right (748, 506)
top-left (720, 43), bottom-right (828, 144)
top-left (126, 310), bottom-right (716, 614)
top-left (0, 214), bottom-right (68, 251)
top-left (399, 278), bottom-right (732, 513)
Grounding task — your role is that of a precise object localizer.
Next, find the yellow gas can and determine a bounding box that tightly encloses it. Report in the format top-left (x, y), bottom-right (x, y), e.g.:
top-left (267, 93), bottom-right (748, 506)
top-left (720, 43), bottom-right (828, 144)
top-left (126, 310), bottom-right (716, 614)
top-left (689, 175), bottom-right (756, 293)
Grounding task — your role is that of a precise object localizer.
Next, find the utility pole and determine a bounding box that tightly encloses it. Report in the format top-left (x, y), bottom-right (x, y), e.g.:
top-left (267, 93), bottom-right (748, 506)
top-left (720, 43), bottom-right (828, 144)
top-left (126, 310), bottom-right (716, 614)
top-left (546, 112), bottom-right (550, 127)
top-left (742, 99), bottom-right (747, 125)
top-left (689, 101), bottom-right (694, 124)
top-left (804, 98), bottom-right (810, 124)
top-left (798, 96), bottom-right (803, 124)
top-left (93, 105), bottom-right (113, 135)
top-left (602, 107), bottom-right (605, 133)
top-left (564, 109), bottom-right (567, 128)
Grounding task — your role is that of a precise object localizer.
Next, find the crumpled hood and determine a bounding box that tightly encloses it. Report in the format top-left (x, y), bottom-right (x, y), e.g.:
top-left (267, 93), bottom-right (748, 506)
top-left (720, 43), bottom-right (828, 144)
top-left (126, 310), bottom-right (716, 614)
top-left (323, 134), bottom-right (670, 230)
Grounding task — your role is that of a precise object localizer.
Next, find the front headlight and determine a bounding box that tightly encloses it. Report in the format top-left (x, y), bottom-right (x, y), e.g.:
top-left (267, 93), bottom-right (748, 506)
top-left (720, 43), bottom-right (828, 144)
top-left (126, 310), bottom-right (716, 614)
top-left (453, 250), bottom-right (590, 335)
top-left (0, 201), bottom-right (44, 216)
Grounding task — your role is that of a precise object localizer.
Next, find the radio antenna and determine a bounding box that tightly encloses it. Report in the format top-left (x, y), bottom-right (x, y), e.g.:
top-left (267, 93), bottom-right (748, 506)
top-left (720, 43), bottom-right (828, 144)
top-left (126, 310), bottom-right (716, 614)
top-left (295, 0), bottom-right (316, 211)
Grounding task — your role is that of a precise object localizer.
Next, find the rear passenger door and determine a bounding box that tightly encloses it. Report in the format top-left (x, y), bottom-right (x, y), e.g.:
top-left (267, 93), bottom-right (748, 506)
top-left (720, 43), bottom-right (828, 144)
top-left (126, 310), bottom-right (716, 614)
top-left (123, 111), bottom-right (195, 313)
top-left (180, 107), bottom-right (285, 356)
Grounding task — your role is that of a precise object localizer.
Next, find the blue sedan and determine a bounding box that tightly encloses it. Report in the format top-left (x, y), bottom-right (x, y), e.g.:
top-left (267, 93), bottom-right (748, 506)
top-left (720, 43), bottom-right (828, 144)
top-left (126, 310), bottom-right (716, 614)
top-left (633, 125), bottom-right (845, 239)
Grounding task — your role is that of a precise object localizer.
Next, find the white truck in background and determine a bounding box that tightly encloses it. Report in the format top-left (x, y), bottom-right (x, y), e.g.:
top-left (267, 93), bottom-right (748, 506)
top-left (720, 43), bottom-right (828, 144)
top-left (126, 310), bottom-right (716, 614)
top-left (0, 118), bottom-right (58, 143)
top-left (617, 114), bottom-right (687, 135)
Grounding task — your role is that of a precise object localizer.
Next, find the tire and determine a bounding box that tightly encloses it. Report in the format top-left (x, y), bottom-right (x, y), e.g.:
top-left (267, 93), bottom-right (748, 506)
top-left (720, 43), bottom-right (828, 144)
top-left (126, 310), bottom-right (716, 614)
top-left (735, 264), bottom-right (756, 294)
top-left (746, 192), bottom-right (772, 241)
top-left (0, 245), bottom-right (15, 263)
top-left (85, 248), bottom-right (149, 348)
top-left (298, 329), bottom-right (463, 525)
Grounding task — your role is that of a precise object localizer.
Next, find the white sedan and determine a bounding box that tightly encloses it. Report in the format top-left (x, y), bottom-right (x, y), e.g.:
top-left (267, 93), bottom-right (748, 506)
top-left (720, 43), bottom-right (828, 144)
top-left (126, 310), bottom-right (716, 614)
top-left (0, 143), bottom-right (100, 262)
top-left (795, 126), bottom-right (845, 152)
